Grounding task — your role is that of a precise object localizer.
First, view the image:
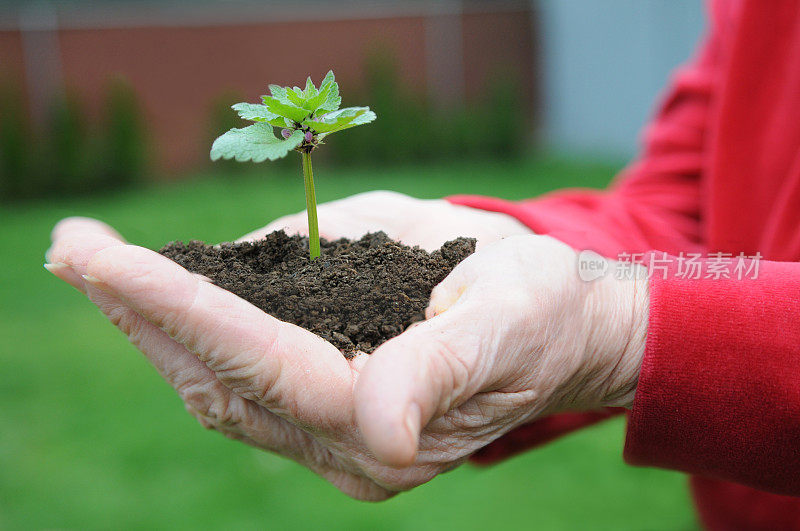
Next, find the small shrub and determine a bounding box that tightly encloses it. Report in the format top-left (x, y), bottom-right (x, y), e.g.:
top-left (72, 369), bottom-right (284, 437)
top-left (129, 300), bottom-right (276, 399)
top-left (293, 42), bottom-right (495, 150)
top-left (42, 92), bottom-right (91, 194)
top-left (0, 79), bottom-right (149, 201)
top-left (94, 78), bottom-right (147, 190)
top-left (0, 84), bottom-right (30, 199)
top-left (329, 50), bottom-right (529, 167)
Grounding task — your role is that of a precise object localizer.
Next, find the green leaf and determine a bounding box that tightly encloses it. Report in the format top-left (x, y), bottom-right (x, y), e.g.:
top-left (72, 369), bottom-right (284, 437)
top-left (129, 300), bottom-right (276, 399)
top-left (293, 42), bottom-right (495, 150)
top-left (304, 76), bottom-right (318, 98)
top-left (214, 71), bottom-right (374, 163)
top-left (287, 89), bottom-right (306, 108)
top-left (304, 106), bottom-right (375, 134)
top-left (345, 109), bottom-right (377, 128)
top-left (261, 96), bottom-right (311, 123)
top-left (295, 71), bottom-right (340, 113)
top-left (318, 82), bottom-right (341, 112)
top-left (231, 103), bottom-right (286, 127)
top-left (319, 70), bottom-right (335, 89)
top-left (317, 71), bottom-right (341, 112)
top-left (267, 71), bottom-right (340, 114)
top-left (302, 85), bottom-right (329, 112)
top-left (210, 123), bottom-right (304, 162)
top-left (304, 83), bottom-right (341, 113)
top-left (269, 84), bottom-right (311, 112)
top-left (268, 84), bottom-right (292, 105)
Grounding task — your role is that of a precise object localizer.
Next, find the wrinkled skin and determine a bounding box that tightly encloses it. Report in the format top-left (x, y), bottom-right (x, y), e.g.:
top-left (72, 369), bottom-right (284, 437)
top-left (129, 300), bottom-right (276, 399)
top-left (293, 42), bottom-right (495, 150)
top-left (45, 191), bottom-right (647, 501)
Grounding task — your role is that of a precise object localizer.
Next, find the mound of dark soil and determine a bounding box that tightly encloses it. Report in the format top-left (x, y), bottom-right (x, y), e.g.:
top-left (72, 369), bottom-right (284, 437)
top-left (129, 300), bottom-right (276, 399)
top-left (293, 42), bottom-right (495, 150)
top-left (158, 231), bottom-right (475, 357)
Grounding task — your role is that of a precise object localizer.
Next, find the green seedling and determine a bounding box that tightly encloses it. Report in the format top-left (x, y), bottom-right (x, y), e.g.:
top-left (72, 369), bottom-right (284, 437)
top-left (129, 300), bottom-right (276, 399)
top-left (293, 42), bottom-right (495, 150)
top-left (211, 70), bottom-right (376, 259)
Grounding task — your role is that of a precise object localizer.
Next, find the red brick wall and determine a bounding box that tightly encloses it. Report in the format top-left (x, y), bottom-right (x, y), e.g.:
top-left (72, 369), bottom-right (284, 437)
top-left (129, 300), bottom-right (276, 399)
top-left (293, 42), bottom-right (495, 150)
top-left (0, 7), bottom-right (534, 174)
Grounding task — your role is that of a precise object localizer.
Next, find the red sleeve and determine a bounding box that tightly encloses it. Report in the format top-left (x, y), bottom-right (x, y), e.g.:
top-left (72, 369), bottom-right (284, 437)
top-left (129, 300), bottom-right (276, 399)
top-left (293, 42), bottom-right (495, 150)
top-left (456, 6), bottom-right (725, 462)
top-left (450, 23), bottom-right (718, 258)
top-left (625, 256), bottom-right (800, 497)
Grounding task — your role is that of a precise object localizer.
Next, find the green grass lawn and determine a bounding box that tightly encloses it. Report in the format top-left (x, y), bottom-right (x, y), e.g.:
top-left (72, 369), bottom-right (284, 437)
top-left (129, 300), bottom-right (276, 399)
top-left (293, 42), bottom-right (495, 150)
top-left (0, 156), bottom-right (697, 530)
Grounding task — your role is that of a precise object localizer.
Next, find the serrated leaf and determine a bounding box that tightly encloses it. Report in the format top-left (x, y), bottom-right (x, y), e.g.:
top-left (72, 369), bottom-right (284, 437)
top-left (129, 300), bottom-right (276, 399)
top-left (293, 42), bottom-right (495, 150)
top-left (319, 70), bottom-right (335, 89)
top-left (216, 71), bottom-right (374, 164)
top-left (261, 96), bottom-right (312, 123)
top-left (286, 89), bottom-right (305, 107)
top-left (318, 83), bottom-right (341, 112)
top-left (304, 106), bottom-right (374, 134)
top-left (231, 103), bottom-right (286, 127)
top-left (269, 84), bottom-right (292, 105)
top-left (344, 109), bottom-right (377, 129)
top-left (301, 70), bottom-right (340, 112)
top-left (325, 109), bottom-right (375, 133)
top-left (303, 107), bottom-right (363, 133)
top-left (304, 76), bottom-right (318, 98)
top-left (211, 123), bottom-right (304, 162)
top-left (302, 84), bottom-right (331, 112)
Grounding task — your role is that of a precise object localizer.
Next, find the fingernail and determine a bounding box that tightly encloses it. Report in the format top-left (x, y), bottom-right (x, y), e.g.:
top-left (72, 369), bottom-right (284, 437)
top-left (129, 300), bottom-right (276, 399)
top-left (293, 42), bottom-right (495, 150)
top-left (404, 403), bottom-right (421, 447)
top-left (45, 262), bottom-right (87, 294)
top-left (44, 262), bottom-right (69, 274)
top-left (81, 274), bottom-right (107, 290)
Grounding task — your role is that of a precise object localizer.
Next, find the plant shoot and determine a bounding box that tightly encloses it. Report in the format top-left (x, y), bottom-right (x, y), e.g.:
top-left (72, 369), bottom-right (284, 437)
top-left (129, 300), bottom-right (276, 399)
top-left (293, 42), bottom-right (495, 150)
top-left (211, 70), bottom-right (376, 259)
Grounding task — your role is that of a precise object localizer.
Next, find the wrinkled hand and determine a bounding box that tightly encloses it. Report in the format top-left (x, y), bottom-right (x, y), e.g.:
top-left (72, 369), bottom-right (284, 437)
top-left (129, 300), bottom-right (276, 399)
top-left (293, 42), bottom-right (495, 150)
top-left (356, 235), bottom-right (649, 467)
top-left (43, 193), bottom-right (532, 500)
top-left (45, 194), bottom-right (647, 500)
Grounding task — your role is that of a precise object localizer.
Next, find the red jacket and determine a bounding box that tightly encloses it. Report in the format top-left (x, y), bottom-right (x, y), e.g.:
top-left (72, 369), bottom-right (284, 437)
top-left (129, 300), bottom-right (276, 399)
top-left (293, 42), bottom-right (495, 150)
top-left (450, 0), bottom-right (800, 528)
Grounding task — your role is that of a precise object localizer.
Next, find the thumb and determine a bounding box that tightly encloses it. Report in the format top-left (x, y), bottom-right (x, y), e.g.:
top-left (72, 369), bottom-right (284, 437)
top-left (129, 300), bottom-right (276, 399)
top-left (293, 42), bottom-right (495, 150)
top-left (354, 286), bottom-right (491, 467)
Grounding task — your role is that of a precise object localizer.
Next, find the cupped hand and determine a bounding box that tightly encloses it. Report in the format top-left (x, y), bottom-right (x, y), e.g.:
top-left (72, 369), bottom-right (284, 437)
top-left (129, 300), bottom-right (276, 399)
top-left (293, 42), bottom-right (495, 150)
top-left (45, 200), bottom-right (647, 499)
top-left (43, 194), bottom-right (531, 500)
top-left (48, 218), bottom-right (403, 500)
top-left (354, 234), bottom-right (649, 467)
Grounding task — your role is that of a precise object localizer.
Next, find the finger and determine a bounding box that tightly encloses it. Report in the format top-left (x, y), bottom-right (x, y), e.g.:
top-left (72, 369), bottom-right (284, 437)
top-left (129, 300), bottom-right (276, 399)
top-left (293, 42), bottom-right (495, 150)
top-left (84, 244), bottom-right (354, 426)
top-left (48, 232), bottom-right (126, 273)
top-left (354, 299), bottom-right (493, 467)
top-left (46, 218), bottom-right (317, 457)
top-left (46, 218), bottom-right (128, 292)
top-left (83, 282), bottom-right (319, 459)
top-left (44, 262), bottom-right (86, 292)
top-left (424, 264), bottom-right (472, 319)
top-left (51, 216), bottom-right (125, 245)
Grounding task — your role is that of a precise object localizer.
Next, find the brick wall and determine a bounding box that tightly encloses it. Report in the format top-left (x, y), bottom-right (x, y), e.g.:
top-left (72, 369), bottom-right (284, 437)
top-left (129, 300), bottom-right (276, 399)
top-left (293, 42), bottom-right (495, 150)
top-left (0, 2), bottom-right (535, 174)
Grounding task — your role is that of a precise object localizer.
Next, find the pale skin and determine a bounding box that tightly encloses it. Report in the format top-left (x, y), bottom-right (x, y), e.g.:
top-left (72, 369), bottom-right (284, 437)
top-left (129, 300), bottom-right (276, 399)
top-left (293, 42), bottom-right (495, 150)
top-left (45, 190), bottom-right (648, 501)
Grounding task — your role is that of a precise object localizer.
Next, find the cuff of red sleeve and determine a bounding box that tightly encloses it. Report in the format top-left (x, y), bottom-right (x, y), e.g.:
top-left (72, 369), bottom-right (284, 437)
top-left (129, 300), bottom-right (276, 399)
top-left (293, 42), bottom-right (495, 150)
top-left (447, 194), bottom-right (623, 256)
top-left (446, 194), bottom-right (589, 245)
top-left (623, 256), bottom-right (800, 496)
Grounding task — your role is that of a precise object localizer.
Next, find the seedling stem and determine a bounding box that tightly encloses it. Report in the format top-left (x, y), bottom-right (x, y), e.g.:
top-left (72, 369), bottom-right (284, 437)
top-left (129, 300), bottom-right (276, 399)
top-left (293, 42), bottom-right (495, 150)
top-left (302, 150), bottom-right (320, 259)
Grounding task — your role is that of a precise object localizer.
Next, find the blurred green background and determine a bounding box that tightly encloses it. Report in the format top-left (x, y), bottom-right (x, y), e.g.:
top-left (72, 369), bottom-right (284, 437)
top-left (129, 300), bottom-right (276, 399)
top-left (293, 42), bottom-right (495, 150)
top-left (0, 157), bottom-right (696, 530)
top-left (0, 0), bottom-right (707, 528)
